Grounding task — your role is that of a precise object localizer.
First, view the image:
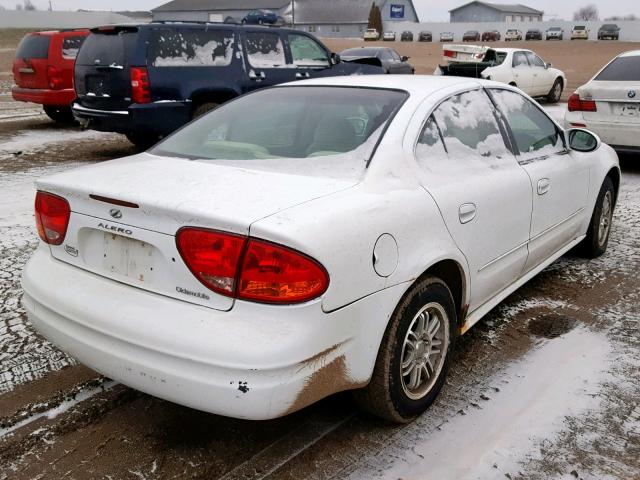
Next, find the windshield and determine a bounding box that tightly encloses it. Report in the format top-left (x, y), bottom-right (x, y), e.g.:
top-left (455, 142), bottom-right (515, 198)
top-left (595, 56), bottom-right (640, 81)
top-left (152, 86), bottom-right (407, 164)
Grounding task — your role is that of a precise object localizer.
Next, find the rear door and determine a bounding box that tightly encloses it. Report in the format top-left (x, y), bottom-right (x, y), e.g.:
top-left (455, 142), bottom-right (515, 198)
top-left (489, 88), bottom-right (589, 272)
top-left (413, 89), bottom-right (533, 310)
top-left (74, 26), bottom-right (140, 111)
top-left (242, 30), bottom-right (295, 91)
top-left (512, 51), bottom-right (534, 94)
top-left (12, 33), bottom-right (51, 89)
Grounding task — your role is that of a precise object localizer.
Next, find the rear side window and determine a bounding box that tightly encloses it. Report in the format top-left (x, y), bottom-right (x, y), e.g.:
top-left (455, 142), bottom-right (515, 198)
top-left (150, 28), bottom-right (235, 67)
top-left (62, 36), bottom-right (86, 59)
top-left (246, 32), bottom-right (285, 68)
top-left (432, 89), bottom-right (509, 161)
top-left (76, 31), bottom-right (134, 66)
top-left (16, 35), bottom-right (50, 59)
top-left (288, 34), bottom-right (329, 67)
top-left (595, 56), bottom-right (640, 81)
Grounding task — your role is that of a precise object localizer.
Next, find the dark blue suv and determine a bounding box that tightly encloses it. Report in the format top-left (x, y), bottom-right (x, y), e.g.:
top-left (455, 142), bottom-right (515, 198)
top-left (72, 23), bottom-right (383, 148)
top-left (242, 9), bottom-right (281, 25)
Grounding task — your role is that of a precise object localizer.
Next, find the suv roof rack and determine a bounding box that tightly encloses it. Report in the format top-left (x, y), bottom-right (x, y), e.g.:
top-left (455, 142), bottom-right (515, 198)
top-left (149, 20), bottom-right (290, 29)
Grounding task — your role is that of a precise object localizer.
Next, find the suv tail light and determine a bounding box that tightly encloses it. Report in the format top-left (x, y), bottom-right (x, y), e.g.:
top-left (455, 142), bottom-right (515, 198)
top-left (35, 191), bottom-right (70, 245)
top-left (176, 228), bottom-right (329, 304)
top-left (130, 66), bottom-right (151, 104)
top-left (46, 65), bottom-right (63, 90)
top-left (568, 93), bottom-right (597, 112)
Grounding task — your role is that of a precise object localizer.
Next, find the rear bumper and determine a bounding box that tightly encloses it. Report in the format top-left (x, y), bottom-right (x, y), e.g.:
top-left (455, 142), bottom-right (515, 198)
top-left (72, 101), bottom-right (192, 136)
top-left (11, 86), bottom-right (75, 106)
top-left (565, 112), bottom-right (640, 151)
top-left (22, 247), bottom-right (404, 420)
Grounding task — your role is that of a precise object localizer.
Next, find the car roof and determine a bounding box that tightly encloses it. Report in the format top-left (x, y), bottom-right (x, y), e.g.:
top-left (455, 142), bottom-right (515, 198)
top-left (617, 50), bottom-right (640, 57)
top-left (282, 74), bottom-right (492, 97)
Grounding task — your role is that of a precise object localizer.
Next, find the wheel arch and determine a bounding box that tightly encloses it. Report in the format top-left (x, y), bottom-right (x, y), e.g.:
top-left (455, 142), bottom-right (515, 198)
top-left (190, 88), bottom-right (238, 112)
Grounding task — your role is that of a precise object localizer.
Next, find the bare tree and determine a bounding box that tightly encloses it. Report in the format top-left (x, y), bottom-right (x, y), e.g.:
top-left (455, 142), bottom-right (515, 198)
top-left (367, 2), bottom-right (383, 33)
top-left (24, 0), bottom-right (37, 10)
top-left (605, 14), bottom-right (637, 21)
top-left (573, 4), bottom-right (599, 21)
top-left (15, 3), bottom-right (23, 10)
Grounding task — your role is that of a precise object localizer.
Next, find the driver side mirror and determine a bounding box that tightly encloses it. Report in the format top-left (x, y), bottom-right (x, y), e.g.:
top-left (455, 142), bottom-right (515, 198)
top-left (330, 52), bottom-right (341, 65)
top-left (401, 55), bottom-right (410, 62)
top-left (545, 62), bottom-right (552, 69)
top-left (567, 128), bottom-right (600, 152)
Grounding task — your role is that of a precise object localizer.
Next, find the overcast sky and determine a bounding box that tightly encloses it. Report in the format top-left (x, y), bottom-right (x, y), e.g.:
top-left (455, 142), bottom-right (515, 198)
top-left (0, 0), bottom-right (638, 22)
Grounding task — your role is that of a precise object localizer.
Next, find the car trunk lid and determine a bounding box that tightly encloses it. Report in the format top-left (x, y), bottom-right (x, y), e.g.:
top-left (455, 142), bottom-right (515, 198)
top-left (74, 26), bottom-right (139, 111)
top-left (12, 34), bottom-right (51, 90)
top-left (579, 81), bottom-right (640, 124)
top-left (36, 153), bottom-right (357, 310)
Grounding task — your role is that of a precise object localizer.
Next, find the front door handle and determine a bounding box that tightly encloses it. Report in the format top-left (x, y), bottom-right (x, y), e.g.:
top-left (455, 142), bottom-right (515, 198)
top-left (295, 71), bottom-right (310, 79)
top-left (459, 203), bottom-right (477, 224)
top-left (537, 178), bottom-right (550, 195)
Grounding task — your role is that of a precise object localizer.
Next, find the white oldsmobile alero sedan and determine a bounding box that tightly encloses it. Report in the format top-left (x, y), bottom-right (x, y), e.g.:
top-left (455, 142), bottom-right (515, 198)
top-left (23, 76), bottom-right (620, 423)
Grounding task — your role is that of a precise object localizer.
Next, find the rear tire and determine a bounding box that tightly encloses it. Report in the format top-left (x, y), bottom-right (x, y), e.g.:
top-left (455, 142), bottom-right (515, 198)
top-left (352, 277), bottom-right (457, 423)
top-left (43, 105), bottom-right (75, 124)
top-left (546, 78), bottom-right (563, 103)
top-left (577, 177), bottom-right (615, 258)
top-left (192, 102), bottom-right (219, 119)
top-left (125, 132), bottom-right (160, 150)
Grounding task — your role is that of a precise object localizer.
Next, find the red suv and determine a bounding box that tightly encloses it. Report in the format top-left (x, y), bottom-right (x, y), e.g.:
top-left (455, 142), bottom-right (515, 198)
top-left (12, 29), bottom-right (88, 123)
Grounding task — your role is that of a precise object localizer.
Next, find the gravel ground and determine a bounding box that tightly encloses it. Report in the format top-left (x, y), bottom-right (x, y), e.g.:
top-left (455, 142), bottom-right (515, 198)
top-left (0, 36), bottom-right (639, 479)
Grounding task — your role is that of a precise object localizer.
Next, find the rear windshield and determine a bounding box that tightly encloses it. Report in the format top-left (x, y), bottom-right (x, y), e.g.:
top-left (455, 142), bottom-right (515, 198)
top-left (76, 31), bottom-right (136, 66)
top-left (595, 56), bottom-right (640, 81)
top-left (16, 34), bottom-right (50, 59)
top-left (601, 24), bottom-right (618, 29)
top-left (150, 28), bottom-right (235, 67)
top-left (341, 48), bottom-right (379, 57)
top-left (574, 26), bottom-right (586, 30)
top-left (152, 86), bottom-right (407, 167)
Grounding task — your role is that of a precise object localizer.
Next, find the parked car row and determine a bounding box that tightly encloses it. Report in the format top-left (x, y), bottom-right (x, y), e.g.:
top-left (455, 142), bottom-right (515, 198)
top-left (373, 24), bottom-right (623, 43)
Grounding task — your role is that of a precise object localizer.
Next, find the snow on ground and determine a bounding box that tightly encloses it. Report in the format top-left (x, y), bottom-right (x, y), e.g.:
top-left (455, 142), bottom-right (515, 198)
top-left (0, 128), bottom-right (112, 156)
top-left (364, 327), bottom-right (611, 480)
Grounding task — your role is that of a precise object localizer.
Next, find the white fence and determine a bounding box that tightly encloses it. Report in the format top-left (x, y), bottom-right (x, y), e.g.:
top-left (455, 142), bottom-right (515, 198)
top-left (384, 20), bottom-right (640, 42)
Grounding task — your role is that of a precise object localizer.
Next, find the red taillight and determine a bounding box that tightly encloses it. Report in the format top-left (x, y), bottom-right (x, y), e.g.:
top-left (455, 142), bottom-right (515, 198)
top-left (34, 191), bottom-right (70, 245)
top-left (443, 50), bottom-right (456, 58)
top-left (176, 228), bottom-right (246, 296)
top-left (46, 65), bottom-right (63, 90)
top-left (130, 66), bottom-right (151, 104)
top-left (238, 239), bottom-right (329, 304)
top-left (176, 228), bottom-right (329, 304)
top-left (568, 93), bottom-right (597, 112)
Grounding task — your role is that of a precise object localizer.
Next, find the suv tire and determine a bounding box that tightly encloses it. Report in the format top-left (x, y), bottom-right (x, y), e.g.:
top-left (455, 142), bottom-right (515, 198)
top-left (125, 132), bottom-right (160, 150)
top-left (193, 102), bottom-right (219, 119)
top-left (43, 105), bottom-right (75, 124)
top-left (353, 276), bottom-right (457, 423)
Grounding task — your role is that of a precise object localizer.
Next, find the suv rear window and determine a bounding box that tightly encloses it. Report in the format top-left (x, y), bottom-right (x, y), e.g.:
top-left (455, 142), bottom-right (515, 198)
top-left (76, 31), bottom-right (135, 66)
top-left (62, 36), bottom-right (86, 59)
top-left (150, 28), bottom-right (235, 67)
top-left (595, 56), bottom-right (640, 81)
top-left (16, 35), bottom-right (50, 59)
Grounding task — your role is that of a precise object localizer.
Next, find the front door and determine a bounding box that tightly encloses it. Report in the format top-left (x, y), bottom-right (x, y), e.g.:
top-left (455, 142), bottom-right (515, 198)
top-left (489, 88), bottom-right (590, 272)
top-left (285, 32), bottom-right (334, 80)
top-left (525, 51), bottom-right (554, 96)
top-left (413, 89), bottom-right (533, 311)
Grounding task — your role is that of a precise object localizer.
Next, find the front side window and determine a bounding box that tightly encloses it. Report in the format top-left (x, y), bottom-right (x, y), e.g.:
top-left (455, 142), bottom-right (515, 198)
top-left (490, 89), bottom-right (564, 159)
top-left (513, 52), bottom-right (529, 67)
top-left (62, 36), bottom-right (85, 59)
top-left (152, 86), bottom-right (407, 166)
top-left (245, 32), bottom-right (285, 68)
top-left (288, 34), bottom-right (329, 67)
top-left (432, 89), bottom-right (509, 161)
top-left (150, 28), bottom-right (234, 67)
top-left (525, 52), bottom-right (545, 67)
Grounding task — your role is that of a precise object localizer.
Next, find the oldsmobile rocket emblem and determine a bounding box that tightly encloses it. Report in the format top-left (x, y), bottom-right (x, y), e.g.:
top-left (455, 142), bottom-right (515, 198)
top-left (109, 208), bottom-right (123, 219)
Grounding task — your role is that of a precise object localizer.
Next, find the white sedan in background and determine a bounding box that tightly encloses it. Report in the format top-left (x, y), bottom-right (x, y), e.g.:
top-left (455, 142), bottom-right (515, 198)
top-left (565, 50), bottom-right (640, 153)
top-left (23, 76), bottom-right (619, 423)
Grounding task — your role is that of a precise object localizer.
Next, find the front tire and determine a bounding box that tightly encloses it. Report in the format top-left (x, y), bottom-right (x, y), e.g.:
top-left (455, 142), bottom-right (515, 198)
top-left (547, 78), bottom-right (563, 103)
top-left (353, 277), bottom-right (457, 423)
top-left (578, 177), bottom-right (615, 258)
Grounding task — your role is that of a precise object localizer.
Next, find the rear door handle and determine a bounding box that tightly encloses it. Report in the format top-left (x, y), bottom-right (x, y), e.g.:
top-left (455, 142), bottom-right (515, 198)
top-left (295, 72), bottom-right (310, 79)
top-left (459, 203), bottom-right (477, 224)
top-left (537, 178), bottom-right (550, 195)
top-left (249, 70), bottom-right (266, 81)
